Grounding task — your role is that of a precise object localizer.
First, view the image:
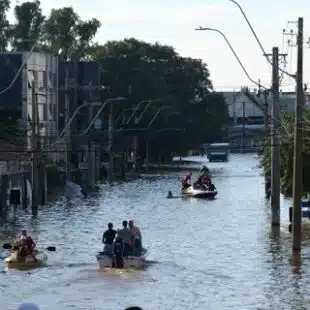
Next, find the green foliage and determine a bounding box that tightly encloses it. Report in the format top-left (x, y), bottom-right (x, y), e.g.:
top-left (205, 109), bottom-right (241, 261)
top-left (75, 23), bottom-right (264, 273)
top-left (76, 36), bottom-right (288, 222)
top-left (41, 7), bottom-right (101, 60)
top-left (260, 111), bottom-right (310, 197)
top-left (10, 0), bottom-right (45, 51)
top-left (2, 1), bottom-right (100, 59)
top-left (90, 38), bottom-right (229, 157)
top-left (0, 0), bottom-right (11, 51)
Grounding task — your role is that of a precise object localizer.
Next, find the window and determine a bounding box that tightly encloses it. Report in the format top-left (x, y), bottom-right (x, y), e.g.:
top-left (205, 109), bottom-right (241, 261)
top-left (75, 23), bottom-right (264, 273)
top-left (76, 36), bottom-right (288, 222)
top-left (27, 70), bottom-right (35, 88)
top-left (37, 71), bottom-right (44, 88)
top-left (43, 71), bottom-right (47, 88)
top-left (48, 72), bottom-right (53, 88)
top-left (27, 70), bottom-right (38, 88)
top-left (36, 94), bottom-right (47, 104)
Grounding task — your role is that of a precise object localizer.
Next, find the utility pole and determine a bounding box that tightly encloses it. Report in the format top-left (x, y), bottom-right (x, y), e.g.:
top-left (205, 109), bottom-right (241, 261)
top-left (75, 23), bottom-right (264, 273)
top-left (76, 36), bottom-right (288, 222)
top-left (31, 80), bottom-right (39, 210)
top-left (145, 136), bottom-right (149, 171)
top-left (241, 101), bottom-right (245, 153)
top-left (263, 90), bottom-right (270, 135)
top-left (133, 115), bottom-right (139, 173)
top-left (271, 47), bottom-right (281, 226)
top-left (107, 103), bottom-right (115, 183)
top-left (263, 89), bottom-right (271, 199)
top-left (263, 47), bottom-right (287, 222)
top-left (292, 17), bottom-right (304, 252)
top-left (87, 103), bottom-right (95, 188)
top-left (64, 68), bottom-right (71, 182)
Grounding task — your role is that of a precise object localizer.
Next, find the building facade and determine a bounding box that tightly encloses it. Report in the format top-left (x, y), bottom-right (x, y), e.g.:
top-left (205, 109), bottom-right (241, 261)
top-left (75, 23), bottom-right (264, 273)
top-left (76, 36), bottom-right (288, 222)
top-left (0, 52), bottom-right (58, 152)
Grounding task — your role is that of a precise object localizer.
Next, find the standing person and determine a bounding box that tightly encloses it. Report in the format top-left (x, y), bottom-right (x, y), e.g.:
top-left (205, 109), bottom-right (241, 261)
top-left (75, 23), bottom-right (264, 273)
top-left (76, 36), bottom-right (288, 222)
top-left (129, 220), bottom-right (142, 255)
top-left (102, 223), bottom-right (117, 255)
top-left (117, 221), bottom-right (134, 256)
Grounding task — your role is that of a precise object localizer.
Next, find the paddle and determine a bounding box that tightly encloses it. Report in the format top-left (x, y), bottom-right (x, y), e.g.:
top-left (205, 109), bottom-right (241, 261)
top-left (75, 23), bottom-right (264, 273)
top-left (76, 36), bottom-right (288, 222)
top-left (2, 243), bottom-right (56, 251)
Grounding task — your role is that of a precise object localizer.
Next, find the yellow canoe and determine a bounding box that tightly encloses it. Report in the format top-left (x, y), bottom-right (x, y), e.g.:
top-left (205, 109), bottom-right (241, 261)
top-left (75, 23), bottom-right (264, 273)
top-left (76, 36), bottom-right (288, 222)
top-left (4, 249), bottom-right (48, 269)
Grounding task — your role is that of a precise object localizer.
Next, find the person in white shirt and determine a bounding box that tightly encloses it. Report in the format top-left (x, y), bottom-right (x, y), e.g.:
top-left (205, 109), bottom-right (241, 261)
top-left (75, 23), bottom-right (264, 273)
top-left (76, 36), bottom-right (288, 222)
top-left (129, 220), bottom-right (142, 255)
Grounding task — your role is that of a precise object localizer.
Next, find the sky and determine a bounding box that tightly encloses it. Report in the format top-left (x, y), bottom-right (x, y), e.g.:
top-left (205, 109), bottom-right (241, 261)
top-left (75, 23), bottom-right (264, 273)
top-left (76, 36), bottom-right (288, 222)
top-left (7, 0), bottom-right (310, 92)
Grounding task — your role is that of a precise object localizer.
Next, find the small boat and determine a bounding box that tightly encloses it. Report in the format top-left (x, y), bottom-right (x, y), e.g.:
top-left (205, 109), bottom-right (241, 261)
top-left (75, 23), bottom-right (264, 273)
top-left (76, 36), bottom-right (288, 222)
top-left (4, 249), bottom-right (48, 269)
top-left (96, 248), bottom-right (148, 269)
top-left (181, 185), bottom-right (218, 198)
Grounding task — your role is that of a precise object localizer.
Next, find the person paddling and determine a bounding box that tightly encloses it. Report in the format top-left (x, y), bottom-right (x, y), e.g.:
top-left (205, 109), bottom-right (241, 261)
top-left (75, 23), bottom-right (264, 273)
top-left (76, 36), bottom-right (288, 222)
top-left (18, 230), bottom-right (37, 261)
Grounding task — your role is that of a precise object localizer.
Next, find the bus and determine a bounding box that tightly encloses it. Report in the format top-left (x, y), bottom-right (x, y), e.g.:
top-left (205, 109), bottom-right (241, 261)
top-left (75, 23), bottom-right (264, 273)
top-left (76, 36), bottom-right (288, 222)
top-left (203, 143), bottom-right (230, 162)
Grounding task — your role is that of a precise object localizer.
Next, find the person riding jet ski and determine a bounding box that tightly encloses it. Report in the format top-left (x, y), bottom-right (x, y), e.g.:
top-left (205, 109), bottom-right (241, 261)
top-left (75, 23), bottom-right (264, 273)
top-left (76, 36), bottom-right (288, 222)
top-left (195, 173), bottom-right (210, 189)
top-left (181, 172), bottom-right (192, 190)
top-left (200, 165), bottom-right (209, 174)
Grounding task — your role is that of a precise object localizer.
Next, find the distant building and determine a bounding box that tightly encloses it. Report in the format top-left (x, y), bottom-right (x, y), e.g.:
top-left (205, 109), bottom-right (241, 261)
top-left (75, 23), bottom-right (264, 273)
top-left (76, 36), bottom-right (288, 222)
top-left (220, 87), bottom-right (265, 152)
top-left (220, 87), bottom-right (310, 152)
top-left (58, 61), bottom-right (102, 133)
top-left (0, 52), bottom-right (58, 153)
top-left (57, 61), bottom-right (103, 174)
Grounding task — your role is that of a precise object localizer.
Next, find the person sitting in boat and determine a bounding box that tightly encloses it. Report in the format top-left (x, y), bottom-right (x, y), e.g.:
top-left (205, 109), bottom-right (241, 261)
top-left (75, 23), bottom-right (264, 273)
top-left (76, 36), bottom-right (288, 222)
top-left (205, 179), bottom-right (216, 191)
top-left (102, 223), bottom-right (117, 256)
top-left (23, 234), bottom-right (36, 256)
top-left (117, 221), bottom-right (134, 256)
top-left (200, 165), bottom-right (209, 174)
top-left (129, 220), bottom-right (142, 256)
top-left (181, 172), bottom-right (192, 190)
top-left (16, 230), bottom-right (36, 259)
top-left (195, 173), bottom-right (210, 189)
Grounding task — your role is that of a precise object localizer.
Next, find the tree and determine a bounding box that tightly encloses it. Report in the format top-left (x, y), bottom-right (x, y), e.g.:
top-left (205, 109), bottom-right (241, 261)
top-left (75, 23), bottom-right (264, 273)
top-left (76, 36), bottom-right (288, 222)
top-left (90, 38), bottom-right (229, 159)
top-left (0, 0), bottom-right (11, 52)
top-left (42, 7), bottom-right (100, 60)
top-left (260, 111), bottom-right (310, 197)
top-left (10, 0), bottom-right (45, 51)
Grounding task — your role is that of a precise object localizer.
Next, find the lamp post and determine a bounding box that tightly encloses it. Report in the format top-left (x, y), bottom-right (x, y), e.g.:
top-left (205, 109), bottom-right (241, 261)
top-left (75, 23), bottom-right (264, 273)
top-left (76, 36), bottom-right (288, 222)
top-left (195, 27), bottom-right (265, 89)
top-left (227, 0), bottom-right (295, 80)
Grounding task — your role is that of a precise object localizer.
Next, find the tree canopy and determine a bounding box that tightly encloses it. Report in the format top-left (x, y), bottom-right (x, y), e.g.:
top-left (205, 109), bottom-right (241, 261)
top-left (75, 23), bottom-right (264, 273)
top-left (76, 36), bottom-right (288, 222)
top-left (1, 1), bottom-right (230, 157)
top-left (260, 111), bottom-right (310, 197)
top-left (90, 38), bottom-right (229, 157)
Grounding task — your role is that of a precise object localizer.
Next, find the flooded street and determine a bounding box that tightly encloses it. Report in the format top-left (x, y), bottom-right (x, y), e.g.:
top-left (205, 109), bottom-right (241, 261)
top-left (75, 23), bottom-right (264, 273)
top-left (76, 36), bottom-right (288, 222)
top-left (1, 154), bottom-right (310, 309)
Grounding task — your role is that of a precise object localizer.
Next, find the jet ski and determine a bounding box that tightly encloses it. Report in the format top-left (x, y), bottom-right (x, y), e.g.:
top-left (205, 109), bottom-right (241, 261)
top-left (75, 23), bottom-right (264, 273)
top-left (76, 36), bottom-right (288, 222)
top-left (181, 185), bottom-right (218, 198)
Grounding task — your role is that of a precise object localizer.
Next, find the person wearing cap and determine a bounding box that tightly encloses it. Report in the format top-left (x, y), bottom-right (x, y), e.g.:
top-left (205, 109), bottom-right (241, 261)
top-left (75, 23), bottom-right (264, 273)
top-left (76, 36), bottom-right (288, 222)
top-left (102, 223), bottom-right (117, 255)
top-left (129, 220), bottom-right (142, 256)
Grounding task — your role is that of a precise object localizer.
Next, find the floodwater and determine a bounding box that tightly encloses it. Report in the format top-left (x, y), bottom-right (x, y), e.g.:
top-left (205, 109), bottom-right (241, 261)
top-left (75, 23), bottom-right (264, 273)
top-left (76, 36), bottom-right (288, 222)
top-left (1, 154), bottom-right (310, 310)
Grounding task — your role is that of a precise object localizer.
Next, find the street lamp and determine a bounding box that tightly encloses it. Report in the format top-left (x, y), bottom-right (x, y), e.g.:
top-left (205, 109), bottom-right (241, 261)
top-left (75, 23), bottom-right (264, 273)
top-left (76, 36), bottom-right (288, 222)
top-left (195, 26), bottom-right (266, 90)
top-left (228, 0), bottom-right (295, 80)
top-left (136, 99), bottom-right (164, 124)
top-left (54, 97), bottom-right (126, 142)
top-left (80, 97), bottom-right (126, 136)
